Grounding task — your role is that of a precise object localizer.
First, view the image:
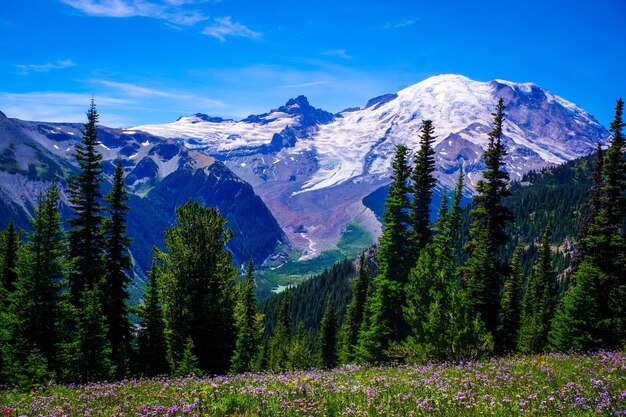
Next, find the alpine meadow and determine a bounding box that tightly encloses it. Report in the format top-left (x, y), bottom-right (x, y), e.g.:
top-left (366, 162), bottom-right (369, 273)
top-left (1, 0), bottom-right (625, 415)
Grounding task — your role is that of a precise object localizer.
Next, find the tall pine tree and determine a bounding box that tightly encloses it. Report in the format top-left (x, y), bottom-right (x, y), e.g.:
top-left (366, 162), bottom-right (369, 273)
top-left (10, 184), bottom-right (64, 384)
top-left (268, 289), bottom-right (292, 371)
top-left (319, 296), bottom-right (338, 369)
top-left (137, 263), bottom-right (170, 376)
top-left (410, 119), bottom-right (437, 260)
top-left (461, 98), bottom-right (511, 336)
top-left (230, 259), bottom-right (263, 374)
top-left (67, 99), bottom-right (106, 304)
top-left (157, 200), bottom-right (237, 374)
top-left (338, 252), bottom-right (369, 364)
top-left (102, 159), bottom-right (132, 378)
top-left (357, 144), bottom-right (411, 362)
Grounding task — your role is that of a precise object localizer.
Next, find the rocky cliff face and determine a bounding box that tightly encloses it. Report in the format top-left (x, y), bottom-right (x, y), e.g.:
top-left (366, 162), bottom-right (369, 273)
top-left (0, 114), bottom-right (289, 281)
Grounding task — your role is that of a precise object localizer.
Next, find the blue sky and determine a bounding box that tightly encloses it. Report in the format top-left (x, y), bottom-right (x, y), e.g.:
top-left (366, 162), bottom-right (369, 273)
top-left (0, 0), bottom-right (624, 127)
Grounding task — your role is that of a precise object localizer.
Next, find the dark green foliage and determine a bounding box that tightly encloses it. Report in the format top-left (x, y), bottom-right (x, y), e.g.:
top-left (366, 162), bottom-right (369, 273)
top-left (176, 338), bottom-right (201, 376)
top-left (497, 247), bottom-right (522, 353)
top-left (287, 322), bottom-right (316, 371)
top-left (260, 258), bottom-right (358, 336)
top-left (410, 119), bottom-right (437, 258)
top-left (338, 253), bottom-right (369, 364)
top-left (137, 265), bottom-right (170, 377)
top-left (67, 284), bottom-right (114, 382)
top-left (9, 184), bottom-right (64, 385)
top-left (549, 262), bottom-right (603, 352)
top-left (157, 200), bottom-right (237, 374)
top-left (268, 290), bottom-right (292, 371)
top-left (1, 222), bottom-right (20, 294)
top-left (67, 100), bottom-right (106, 304)
top-left (102, 159), bottom-right (132, 378)
top-left (358, 145), bottom-right (411, 361)
top-left (584, 98), bottom-right (626, 345)
top-left (319, 297), bottom-right (338, 369)
top-left (462, 99), bottom-right (512, 335)
top-left (230, 259), bottom-right (263, 374)
top-left (518, 226), bottom-right (556, 353)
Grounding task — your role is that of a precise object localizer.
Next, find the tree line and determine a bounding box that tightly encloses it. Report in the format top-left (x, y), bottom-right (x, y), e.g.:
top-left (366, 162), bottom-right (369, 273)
top-left (1, 97), bottom-right (624, 387)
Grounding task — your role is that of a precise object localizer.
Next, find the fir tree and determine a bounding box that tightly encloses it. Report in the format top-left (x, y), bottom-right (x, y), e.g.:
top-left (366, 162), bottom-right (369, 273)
top-left (68, 284), bottom-right (114, 382)
top-left (319, 297), bottom-right (338, 369)
top-left (288, 322), bottom-right (315, 371)
top-left (67, 99), bottom-right (106, 304)
top-left (410, 119), bottom-right (437, 259)
top-left (1, 222), bottom-right (20, 294)
top-left (230, 259), bottom-right (263, 374)
top-left (572, 143), bottom-right (603, 269)
top-left (518, 225), bottom-right (555, 353)
top-left (137, 264), bottom-right (170, 376)
top-left (268, 290), bottom-right (292, 371)
top-left (176, 337), bottom-right (201, 376)
top-left (338, 252), bottom-right (369, 364)
top-left (102, 159), bottom-right (132, 378)
top-left (496, 246), bottom-right (522, 353)
top-left (157, 200), bottom-right (237, 374)
top-left (357, 144), bottom-right (411, 361)
top-left (585, 98), bottom-right (626, 345)
top-left (549, 262), bottom-right (603, 352)
top-left (10, 184), bottom-right (64, 383)
top-left (462, 98), bottom-right (511, 335)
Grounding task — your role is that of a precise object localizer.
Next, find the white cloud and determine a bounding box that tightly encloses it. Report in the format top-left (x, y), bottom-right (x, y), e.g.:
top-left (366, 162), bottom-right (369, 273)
top-left (202, 16), bottom-right (261, 42)
top-left (95, 79), bottom-right (225, 107)
top-left (59, 0), bottom-right (209, 26)
top-left (280, 81), bottom-right (330, 89)
top-left (15, 59), bottom-right (76, 75)
top-left (323, 49), bottom-right (352, 60)
top-left (384, 19), bottom-right (417, 29)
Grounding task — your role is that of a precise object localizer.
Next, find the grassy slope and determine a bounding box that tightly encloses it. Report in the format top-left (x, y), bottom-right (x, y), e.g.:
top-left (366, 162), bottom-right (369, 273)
top-left (2, 351), bottom-right (624, 416)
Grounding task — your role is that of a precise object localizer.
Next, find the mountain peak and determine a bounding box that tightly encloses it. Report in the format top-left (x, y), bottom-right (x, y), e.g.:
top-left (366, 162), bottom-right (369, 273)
top-left (284, 95), bottom-right (310, 108)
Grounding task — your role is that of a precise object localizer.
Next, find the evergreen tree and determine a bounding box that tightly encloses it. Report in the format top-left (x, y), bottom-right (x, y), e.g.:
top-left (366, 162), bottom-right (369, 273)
top-left (68, 284), bottom-right (114, 382)
top-left (268, 290), bottom-right (292, 371)
top-left (357, 144), bottom-right (411, 361)
top-left (549, 262), bottom-right (603, 351)
top-left (102, 159), bottom-right (132, 378)
top-left (288, 322), bottom-right (315, 371)
top-left (410, 119), bottom-right (437, 259)
top-left (10, 184), bottom-right (64, 383)
top-left (496, 246), bottom-right (522, 353)
top-left (572, 143), bottom-right (603, 269)
top-left (338, 252), bottom-right (369, 364)
top-left (461, 98), bottom-right (512, 335)
top-left (1, 222), bottom-right (20, 294)
top-left (67, 99), bottom-right (105, 305)
top-left (176, 337), bottom-right (201, 376)
top-left (137, 264), bottom-right (170, 377)
top-left (585, 98), bottom-right (626, 345)
top-left (157, 200), bottom-right (237, 374)
top-left (518, 225), bottom-right (555, 353)
top-left (319, 297), bottom-right (338, 369)
top-left (230, 259), bottom-right (263, 374)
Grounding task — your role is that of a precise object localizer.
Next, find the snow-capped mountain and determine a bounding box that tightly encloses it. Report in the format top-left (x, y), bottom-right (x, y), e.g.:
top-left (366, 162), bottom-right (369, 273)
top-left (0, 110), bottom-right (288, 279)
top-left (133, 74), bottom-right (609, 258)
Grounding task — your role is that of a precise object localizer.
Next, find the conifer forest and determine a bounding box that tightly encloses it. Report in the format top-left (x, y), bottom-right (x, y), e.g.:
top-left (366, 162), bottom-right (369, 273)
top-left (1, 97), bottom-right (625, 416)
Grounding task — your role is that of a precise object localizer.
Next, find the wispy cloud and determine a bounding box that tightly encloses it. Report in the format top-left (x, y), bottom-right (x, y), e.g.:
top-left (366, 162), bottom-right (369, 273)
top-left (384, 19), bottom-right (417, 29)
top-left (323, 49), bottom-right (352, 60)
top-left (59, 0), bottom-right (209, 26)
top-left (95, 79), bottom-right (224, 107)
top-left (280, 81), bottom-right (330, 89)
top-left (202, 16), bottom-right (261, 42)
top-left (15, 59), bottom-right (76, 75)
